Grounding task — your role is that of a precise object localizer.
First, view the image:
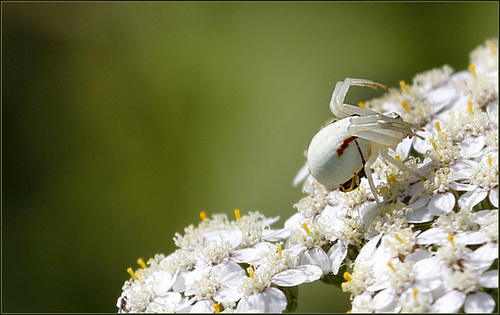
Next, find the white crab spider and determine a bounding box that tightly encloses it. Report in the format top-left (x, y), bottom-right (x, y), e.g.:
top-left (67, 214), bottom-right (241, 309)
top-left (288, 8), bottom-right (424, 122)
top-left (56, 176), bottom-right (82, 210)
top-left (307, 78), bottom-right (424, 205)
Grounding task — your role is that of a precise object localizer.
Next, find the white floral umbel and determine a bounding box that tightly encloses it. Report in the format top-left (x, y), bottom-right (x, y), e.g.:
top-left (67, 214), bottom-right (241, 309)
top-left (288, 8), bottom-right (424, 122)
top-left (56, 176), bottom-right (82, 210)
top-left (117, 210), bottom-right (320, 313)
top-left (117, 39), bottom-right (498, 313)
top-left (293, 39), bottom-right (498, 313)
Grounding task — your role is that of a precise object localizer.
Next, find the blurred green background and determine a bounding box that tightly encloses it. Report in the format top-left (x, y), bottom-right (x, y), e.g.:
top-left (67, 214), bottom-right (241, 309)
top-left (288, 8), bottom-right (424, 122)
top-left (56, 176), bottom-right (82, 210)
top-left (2, 2), bottom-right (498, 313)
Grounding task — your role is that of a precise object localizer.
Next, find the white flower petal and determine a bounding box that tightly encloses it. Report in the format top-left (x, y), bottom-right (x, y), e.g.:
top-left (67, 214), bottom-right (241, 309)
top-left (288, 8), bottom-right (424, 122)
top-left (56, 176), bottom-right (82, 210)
top-left (365, 282), bottom-right (387, 292)
top-left (262, 215), bottom-right (281, 227)
top-left (175, 296), bottom-right (196, 313)
top-left (372, 288), bottom-right (396, 310)
top-left (408, 194), bottom-right (429, 210)
top-left (359, 202), bottom-right (379, 226)
top-left (351, 293), bottom-right (373, 312)
top-left (215, 287), bottom-right (243, 304)
top-left (429, 192), bottom-right (456, 215)
top-left (406, 206), bottom-right (435, 223)
top-left (428, 87), bottom-right (458, 112)
top-left (478, 270), bottom-right (499, 288)
top-left (370, 256), bottom-right (393, 283)
top-left (284, 212), bottom-right (305, 231)
top-left (413, 258), bottom-right (445, 292)
top-left (296, 264), bottom-right (323, 283)
top-left (450, 182), bottom-right (476, 191)
top-left (273, 264), bottom-right (322, 287)
top-left (272, 269), bottom-right (308, 287)
top-left (236, 287), bottom-right (287, 313)
top-left (454, 231), bottom-right (489, 245)
top-left (190, 299), bottom-right (215, 313)
top-left (172, 270), bottom-right (188, 292)
top-left (217, 261), bottom-right (244, 283)
top-left (231, 242), bottom-right (271, 264)
top-left (416, 228), bottom-right (448, 245)
top-left (463, 242), bottom-right (499, 271)
top-left (429, 290), bottom-right (466, 313)
top-left (473, 210), bottom-right (495, 225)
top-left (162, 292), bottom-right (182, 307)
top-left (262, 228), bottom-right (290, 241)
top-left (464, 291), bottom-right (496, 313)
top-left (394, 137), bottom-right (413, 160)
top-left (459, 188), bottom-right (489, 210)
top-left (459, 136), bottom-right (485, 158)
top-left (413, 130), bottom-right (434, 154)
top-left (328, 242), bottom-right (348, 275)
top-left (152, 271), bottom-right (176, 295)
top-left (489, 187), bottom-right (498, 208)
top-left (300, 247), bottom-right (331, 274)
top-left (487, 100), bottom-right (498, 116)
top-left (356, 233), bottom-right (383, 262)
top-left (450, 159), bottom-right (478, 179)
top-left (204, 229), bottom-right (242, 248)
top-left (293, 161), bottom-right (310, 187)
top-left (406, 248), bottom-right (431, 262)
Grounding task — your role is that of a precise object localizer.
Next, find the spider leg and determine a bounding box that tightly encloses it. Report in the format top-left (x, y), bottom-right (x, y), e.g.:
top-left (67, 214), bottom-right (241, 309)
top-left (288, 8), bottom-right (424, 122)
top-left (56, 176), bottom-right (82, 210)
top-left (347, 114), bottom-right (424, 148)
top-left (330, 78), bottom-right (390, 118)
top-left (379, 150), bottom-right (425, 180)
top-left (363, 150), bottom-right (382, 207)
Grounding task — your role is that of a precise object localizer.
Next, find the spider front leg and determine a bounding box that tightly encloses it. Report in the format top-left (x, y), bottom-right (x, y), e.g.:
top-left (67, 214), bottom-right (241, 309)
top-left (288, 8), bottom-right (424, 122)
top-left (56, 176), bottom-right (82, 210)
top-left (347, 113), bottom-right (424, 149)
top-left (330, 77), bottom-right (390, 119)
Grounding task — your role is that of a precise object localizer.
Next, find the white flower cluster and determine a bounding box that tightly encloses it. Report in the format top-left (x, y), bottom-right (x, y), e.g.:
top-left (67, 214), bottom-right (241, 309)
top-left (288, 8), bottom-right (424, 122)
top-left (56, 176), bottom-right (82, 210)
top-left (117, 210), bottom-right (322, 313)
top-left (117, 39), bottom-right (498, 313)
top-left (293, 38), bottom-right (498, 313)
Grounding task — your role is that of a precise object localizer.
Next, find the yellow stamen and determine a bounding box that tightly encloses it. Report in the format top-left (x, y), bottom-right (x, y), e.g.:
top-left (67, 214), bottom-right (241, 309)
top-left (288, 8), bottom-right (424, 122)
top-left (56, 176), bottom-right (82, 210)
top-left (247, 265), bottom-right (254, 278)
top-left (468, 101), bottom-right (474, 114)
top-left (213, 303), bottom-right (220, 313)
top-left (429, 138), bottom-right (438, 152)
top-left (127, 267), bottom-right (137, 280)
top-left (387, 262), bottom-right (396, 272)
top-left (343, 271), bottom-right (352, 282)
top-left (399, 80), bottom-right (410, 93)
top-left (401, 100), bottom-right (412, 114)
top-left (358, 102), bottom-right (365, 108)
top-left (413, 289), bottom-right (418, 300)
top-left (434, 121), bottom-right (441, 132)
top-left (488, 155), bottom-right (492, 166)
top-left (308, 168), bottom-right (312, 174)
top-left (449, 234), bottom-right (455, 246)
top-left (488, 41), bottom-right (497, 55)
top-left (469, 64), bottom-right (477, 79)
top-left (278, 244), bottom-right (282, 257)
top-left (347, 311), bottom-right (352, 314)
top-left (234, 209), bottom-right (241, 221)
top-left (137, 258), bottom-right (147, 269)
top-left (395, 234), bottom-right (403, 243)
top-left (302, 223), bottom-right (311, 235)
top-left (199, 211), bottom-right (207, 221)
top-left (395, 155), bottom-right (402, 163)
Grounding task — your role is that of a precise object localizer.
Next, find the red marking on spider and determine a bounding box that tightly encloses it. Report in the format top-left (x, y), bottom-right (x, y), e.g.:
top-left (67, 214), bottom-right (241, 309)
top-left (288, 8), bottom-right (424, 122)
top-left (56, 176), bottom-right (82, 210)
top-left (337, 136), bottom-right (358, 156)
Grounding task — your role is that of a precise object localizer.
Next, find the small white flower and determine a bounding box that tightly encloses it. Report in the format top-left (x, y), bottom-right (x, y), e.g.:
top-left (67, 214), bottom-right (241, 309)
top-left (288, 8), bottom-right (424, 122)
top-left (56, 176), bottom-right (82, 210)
top-left (236, 287), bottom-right (287, 313)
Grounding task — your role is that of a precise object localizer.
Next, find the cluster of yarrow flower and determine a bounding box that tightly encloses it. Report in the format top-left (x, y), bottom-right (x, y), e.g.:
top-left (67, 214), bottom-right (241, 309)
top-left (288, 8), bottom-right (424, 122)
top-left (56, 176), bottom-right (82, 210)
top-left (117, 39), bottom-right (498, 313)
top-left (117, 210), bottom-right (322, 313)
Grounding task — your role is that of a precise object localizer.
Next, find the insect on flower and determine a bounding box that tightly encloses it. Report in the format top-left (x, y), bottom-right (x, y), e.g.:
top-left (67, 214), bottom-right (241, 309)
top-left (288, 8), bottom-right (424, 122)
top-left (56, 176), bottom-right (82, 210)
top-left (307, 78), bottom-right (425, 205)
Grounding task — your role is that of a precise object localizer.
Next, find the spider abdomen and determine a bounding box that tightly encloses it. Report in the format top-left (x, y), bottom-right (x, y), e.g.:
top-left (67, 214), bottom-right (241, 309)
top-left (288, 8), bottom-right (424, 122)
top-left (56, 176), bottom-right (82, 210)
top-left (307, 118), bottom-right (371, 189)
